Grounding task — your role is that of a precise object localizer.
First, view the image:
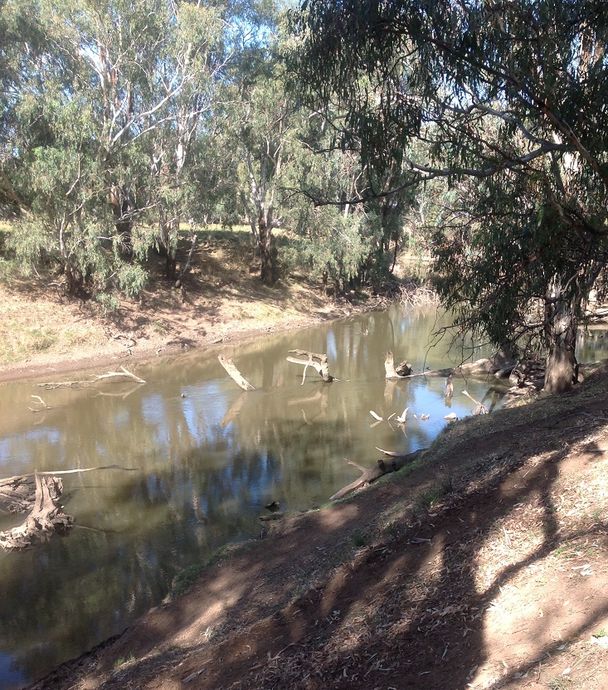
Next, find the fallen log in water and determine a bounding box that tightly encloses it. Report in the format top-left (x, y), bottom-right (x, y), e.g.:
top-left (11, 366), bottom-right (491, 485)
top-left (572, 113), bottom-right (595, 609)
top-left (218, 355), bottom-right (255, 391)
top-left (38, 366), bottom-right (145, 390)
top-left (462, 390), bottom-right (488, 415)
top-left (398, 353), bottom-right (515, 380)
top-left (330, 449), bottom-right (425, 501)
top-left (286, 349), bottom-right (334, 383)
top-left (0, 474), bottom-right (73, 551)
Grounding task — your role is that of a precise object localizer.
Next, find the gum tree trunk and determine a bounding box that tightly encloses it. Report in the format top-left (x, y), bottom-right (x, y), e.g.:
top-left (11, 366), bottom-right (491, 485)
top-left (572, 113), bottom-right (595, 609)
top-left (543, 283), bottom-right (579, 394)
top-left (258, 214), bottom-right (277, 285)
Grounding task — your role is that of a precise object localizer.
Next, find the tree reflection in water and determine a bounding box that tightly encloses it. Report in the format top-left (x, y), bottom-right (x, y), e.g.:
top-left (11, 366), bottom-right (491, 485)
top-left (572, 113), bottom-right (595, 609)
top-left (0, 305), bottom-right (605, 686)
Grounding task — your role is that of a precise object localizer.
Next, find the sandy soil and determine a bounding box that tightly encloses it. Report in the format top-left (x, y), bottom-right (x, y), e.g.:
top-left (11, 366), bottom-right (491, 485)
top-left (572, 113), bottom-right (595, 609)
top-left (0, 235), bottom-right (386, 384)
top-left (30, 365), bottom-right (608, 690)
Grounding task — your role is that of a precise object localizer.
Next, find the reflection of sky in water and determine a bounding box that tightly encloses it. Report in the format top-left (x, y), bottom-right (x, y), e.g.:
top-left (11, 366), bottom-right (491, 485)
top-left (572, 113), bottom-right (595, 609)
top-left (0, 306), bottom-right (605, 688)
top-left (24, 428), bottom-right (61, 444)
top-left (326, 330), bottom-right (337, 361)
top-left (0, 427), bottom-right (61, 469)
top-left (141, 394), bottom-right (172, 450)
top-left (113, 408), bottom-right (130, 428)
top-left (180, 382), bottom-right (231, 445)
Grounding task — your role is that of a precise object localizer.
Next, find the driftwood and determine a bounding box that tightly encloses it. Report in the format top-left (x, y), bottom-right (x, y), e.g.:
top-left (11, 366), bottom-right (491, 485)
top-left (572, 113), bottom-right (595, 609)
top-left (38, 366), bottom-right (145, 390)
top-left (0, 475), bottom-right (73, 551)
top-left (28, 395), bottom-right (51, 413)
top-left (286, 350), bottom-right (334, 383)
top-left (462, 390), bottom-right (488, 415)
top-left (330, 449), bottom-right (425, 501)
top-left (0, 475), bottom-right (36, 513)
top-left (396, 353), bottom-right (515, 381)
top-left (218, 355), bottom-right (255, 391)
top-left (384, 351), bottom-right (413, 379)
top-left (1, 465), bottom-right (136, 515)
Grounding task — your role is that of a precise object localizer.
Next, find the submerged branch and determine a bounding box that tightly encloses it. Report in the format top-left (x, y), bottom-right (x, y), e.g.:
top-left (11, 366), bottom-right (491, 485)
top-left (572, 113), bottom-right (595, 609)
top-left (330, 449), bottom-right (425, 501)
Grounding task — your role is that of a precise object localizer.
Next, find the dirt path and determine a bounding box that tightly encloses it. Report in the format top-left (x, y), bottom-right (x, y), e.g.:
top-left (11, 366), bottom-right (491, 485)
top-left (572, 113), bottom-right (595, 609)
top-left (29, 366), bottom-right (608, 690)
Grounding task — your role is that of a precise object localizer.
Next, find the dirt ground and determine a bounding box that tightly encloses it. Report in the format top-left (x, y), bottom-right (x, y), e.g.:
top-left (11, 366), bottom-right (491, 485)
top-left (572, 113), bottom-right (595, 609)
top-left (0, 230), bottom-right (384, 383)
top-left (29, 364), bottom-right (608, 690)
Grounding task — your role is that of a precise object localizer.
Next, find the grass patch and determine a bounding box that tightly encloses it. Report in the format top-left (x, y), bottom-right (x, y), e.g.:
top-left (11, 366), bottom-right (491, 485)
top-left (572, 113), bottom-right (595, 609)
top-left (412, 477), bottom-right (453, 517)
top-left (113, 653), bottom-right (135, 669)
top-left (171, 563), bottom-right (205, 598)
top-left (0, 323), bottom-right (58, 362)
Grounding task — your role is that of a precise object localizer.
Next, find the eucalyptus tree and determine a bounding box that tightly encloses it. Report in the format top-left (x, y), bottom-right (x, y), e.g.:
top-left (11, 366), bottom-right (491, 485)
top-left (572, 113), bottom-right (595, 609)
top-left (228, 43), bottom-right (297, 284)
top-left (150, 2), bottom-right (229, 279)
top-left (293, 0), bottom-right (608, 393)
top-left (4, 0), bottom-right (173, 293)
top-left (3, 0), bottom-right (277, 294)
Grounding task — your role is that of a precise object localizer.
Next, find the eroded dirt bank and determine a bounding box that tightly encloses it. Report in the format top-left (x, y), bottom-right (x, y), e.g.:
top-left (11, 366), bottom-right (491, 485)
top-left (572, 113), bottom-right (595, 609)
top-left (0, 277), bottom-right (383, 385)
top-left (29, 365), bottom-right (608, 690)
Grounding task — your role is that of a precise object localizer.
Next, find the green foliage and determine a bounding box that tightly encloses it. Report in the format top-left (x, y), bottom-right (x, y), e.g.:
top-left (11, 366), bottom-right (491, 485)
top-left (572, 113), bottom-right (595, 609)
top-left (117, 264), bottom-right (148, 298)
top-left (95, 292), bottom-right (120, 314)
top-left (171, 563), bottom-right (205, 598)
top-left (1, 0), bottom-right (419, 301)
top-left (294, 0), bottom-right (608, 386)
top-left (286, 205), bottom-right (367, 286)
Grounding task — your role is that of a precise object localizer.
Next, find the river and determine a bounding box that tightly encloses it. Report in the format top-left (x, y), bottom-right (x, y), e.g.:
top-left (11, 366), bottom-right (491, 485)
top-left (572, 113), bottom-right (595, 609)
top-left (0, 304), bottom-right (606, 688)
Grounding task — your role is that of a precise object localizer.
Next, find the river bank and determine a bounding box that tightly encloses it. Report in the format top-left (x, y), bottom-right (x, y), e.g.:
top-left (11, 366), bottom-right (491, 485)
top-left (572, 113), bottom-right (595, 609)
top-left (0, 260), bottom-right (394, 384)
top-left (29, 363), bottom-right (608, 690)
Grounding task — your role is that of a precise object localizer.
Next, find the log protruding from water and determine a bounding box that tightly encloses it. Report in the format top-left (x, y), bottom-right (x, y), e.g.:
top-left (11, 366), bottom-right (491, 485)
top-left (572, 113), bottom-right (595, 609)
top-left (393, 353), bottom-right (516, 381)
top-left (38, 366), bottom-right (145, 390)
top-left (287, 349), bottom-right (334, 383)
top-left (330, 449), bottom-right (425, 501)
top-left (384, 351), bottom-right (413, 379)
top-left (0, 474), bottom-right (73, 551)
top-left (218, 355), bottom-right (256, 391)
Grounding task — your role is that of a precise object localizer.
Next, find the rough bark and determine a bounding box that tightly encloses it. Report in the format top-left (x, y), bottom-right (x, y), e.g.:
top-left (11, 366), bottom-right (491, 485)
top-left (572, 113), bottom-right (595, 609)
top-left (544, 294), bottom-right (579, 394)
top-left (0, 475), bottom-right (73, 551)
top-left (159, 215), bottom-right (179, 280)
top-left (384, 351), bottom-right (413, 379)
top-left (258, 217), bottom-right (277, 285)
top-left (0, 475), bottom-right (36, 513)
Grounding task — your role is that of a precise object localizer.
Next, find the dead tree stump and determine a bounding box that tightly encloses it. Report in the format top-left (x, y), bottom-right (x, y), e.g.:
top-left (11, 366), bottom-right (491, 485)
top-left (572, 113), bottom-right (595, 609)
top-left (287, 350), bottom-right (334, 383)
top-left (384, 351), bottom-right (413, 379)
top-left (0, 475), bottom-right (73, 551)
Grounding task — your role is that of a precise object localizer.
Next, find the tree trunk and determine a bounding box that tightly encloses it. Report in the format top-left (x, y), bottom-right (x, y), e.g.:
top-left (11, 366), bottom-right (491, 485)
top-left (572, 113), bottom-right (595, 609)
top-left (258, 216), bottom-right (277, 284)
top-left (0, 475), bottom-right (73, 551)
top-left (543, 289), bottom-right (579, 394)
top-left (64, 261), bottom-right (85, 296)
top-left (159, 215), bottom-right (179, 280)
top-left (109, 186), bottom-right (133, 259)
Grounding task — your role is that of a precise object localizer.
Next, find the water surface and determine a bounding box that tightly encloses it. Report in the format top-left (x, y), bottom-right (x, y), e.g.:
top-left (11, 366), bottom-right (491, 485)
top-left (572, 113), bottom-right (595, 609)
top-left (0, 305), bottom-right (606, 687)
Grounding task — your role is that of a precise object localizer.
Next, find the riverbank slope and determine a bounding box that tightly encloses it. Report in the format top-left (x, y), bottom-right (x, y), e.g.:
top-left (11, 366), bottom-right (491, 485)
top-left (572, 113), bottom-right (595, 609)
top-left (0, 228), bottom-right (397, 383)
top-left (31, 364), bottom-right (608, 690)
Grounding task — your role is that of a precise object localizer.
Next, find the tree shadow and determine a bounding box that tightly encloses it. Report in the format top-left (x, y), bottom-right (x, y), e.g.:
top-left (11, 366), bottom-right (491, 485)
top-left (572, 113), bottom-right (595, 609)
top-left (28, 377), bottom-right (608, 690)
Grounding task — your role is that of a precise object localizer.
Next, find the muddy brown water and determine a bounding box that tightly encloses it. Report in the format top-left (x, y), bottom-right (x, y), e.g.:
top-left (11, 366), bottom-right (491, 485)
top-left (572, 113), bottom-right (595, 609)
top-left (0, 305), bottom-right (606, 688)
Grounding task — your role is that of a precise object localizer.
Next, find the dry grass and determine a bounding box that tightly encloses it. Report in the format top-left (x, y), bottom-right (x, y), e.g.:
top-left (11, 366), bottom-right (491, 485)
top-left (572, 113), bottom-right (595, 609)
top-left (0, 225), bottom-right (374, 376)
